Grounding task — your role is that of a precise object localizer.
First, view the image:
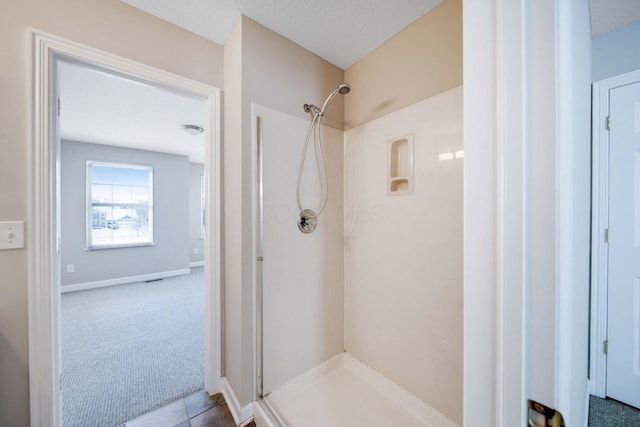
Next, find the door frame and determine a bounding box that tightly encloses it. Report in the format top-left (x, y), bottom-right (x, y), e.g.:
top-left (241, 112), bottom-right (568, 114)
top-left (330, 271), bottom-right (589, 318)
top-left (28, 29), bottom-right (222, 426)
top-left (590, 68), bottom-right (640, 398)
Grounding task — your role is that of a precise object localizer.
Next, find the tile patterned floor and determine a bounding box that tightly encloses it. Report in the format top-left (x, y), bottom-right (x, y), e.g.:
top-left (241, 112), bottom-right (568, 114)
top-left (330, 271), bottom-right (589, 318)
top-left (122, 390), bottom-right (257, 427)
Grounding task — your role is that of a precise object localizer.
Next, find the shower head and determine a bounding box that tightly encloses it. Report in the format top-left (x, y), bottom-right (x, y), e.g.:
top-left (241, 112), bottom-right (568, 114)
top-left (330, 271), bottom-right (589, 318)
top-left (304, 83), bottom-right (351, 117)
top-left (318, 83), bottom-right (351, 114)
top-left (337, 83), bottom-right (351, 95)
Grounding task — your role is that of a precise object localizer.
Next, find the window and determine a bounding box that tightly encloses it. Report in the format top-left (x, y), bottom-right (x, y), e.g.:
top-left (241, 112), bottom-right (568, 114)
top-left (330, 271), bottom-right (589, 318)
top-left (87, 162), bottom-right (153, 249)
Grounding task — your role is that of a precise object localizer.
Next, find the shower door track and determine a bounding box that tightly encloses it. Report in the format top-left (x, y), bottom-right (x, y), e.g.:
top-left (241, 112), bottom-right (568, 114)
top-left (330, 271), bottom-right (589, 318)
top-left (253, 109), bottom-right (286, 427)
top-left (255, 112), bottom-right (265, 400)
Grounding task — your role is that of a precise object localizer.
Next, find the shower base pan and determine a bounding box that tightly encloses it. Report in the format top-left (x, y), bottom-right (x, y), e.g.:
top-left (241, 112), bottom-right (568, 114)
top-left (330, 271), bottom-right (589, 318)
top-left (254, 353), bottom-right (459, 427)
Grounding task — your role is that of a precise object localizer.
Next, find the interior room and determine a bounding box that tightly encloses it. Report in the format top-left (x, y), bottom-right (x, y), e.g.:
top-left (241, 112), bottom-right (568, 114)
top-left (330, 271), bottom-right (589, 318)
top-left (57, 61), bottom-right (208, 426)
top-left (2, 0), bottom-right (640, 427)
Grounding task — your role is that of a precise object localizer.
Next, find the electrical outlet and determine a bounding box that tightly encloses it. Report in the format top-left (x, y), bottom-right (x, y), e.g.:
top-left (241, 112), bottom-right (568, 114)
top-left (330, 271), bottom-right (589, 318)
top-left (193, 247), bottom-right (199, 254)
top-left (67, 264), bottom-right (75, 273)
top-left (0, 221), bottom-right (25, 250)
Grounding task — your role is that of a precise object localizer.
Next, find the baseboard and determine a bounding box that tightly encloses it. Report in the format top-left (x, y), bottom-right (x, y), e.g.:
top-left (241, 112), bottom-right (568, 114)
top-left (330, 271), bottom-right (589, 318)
top-left (253, 400), bottom-right (278, 427)
top-left (189, 261), bottom-right (204, 268)
top-left (584, 383), bottom-right (591, 427)
top-left (253, 401), bottom-right (271, 427)
top-left (60, 268), bottom-right (190, 293)
top-left (343, 353), bottom-right (460, 427)
top-left (221, 377), bottom-right (254, 426)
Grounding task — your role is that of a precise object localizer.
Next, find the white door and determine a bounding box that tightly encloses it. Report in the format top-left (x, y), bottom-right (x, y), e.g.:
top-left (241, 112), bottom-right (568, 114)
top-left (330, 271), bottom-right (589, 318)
top-left (607, 81), bottom-right (640, 409)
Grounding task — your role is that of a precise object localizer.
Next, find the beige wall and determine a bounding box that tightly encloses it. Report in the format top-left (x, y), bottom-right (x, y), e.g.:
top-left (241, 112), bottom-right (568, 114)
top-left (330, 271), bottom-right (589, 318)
top-left (221, 16), bottom-right (345, 407)
top-left (0, 1), bottom-right (223, 425)
top-left (344, 0), bottom-right (462, 129)
top-left (222, 16), bottom-right (245, 406)
top-left (242, 16), bottom-right (346, 131)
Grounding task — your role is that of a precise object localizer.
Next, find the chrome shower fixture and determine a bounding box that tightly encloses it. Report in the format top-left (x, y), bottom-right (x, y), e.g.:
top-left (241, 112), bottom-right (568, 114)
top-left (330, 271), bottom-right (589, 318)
top-left (302, 83), bottom-right (351, 117)
top-left (303, 103), bottom-right (323, 116)
top-left (296, 83), bottom-right (351, 234)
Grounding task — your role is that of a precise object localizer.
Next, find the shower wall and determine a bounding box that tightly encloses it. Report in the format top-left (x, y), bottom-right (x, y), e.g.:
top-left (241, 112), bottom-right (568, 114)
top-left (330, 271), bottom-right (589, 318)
top-left (344, 86), bottom-right (463, 425)
top-left (257, 105), bottom-right (344, 395)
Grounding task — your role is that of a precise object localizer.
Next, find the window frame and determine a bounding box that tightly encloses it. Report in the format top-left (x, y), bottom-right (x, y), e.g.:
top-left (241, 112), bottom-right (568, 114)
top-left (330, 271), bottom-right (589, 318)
top-left (86, 161), bottom-right (154, 250)
top-left (200, 174), bottom-right (206, 239)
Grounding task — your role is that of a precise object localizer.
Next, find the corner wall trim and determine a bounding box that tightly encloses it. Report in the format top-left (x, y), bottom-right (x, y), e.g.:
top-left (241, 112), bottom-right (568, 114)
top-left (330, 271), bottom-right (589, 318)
top-left (222, 377), bottom-right (254, 426)
top-left (60, 268), bottom-right (190, 293)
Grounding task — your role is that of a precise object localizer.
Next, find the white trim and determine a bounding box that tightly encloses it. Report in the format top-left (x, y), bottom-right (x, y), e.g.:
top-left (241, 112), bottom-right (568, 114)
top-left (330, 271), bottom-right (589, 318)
top-left (29, 29), bottom-right (222, 426)
top-left (222, 377), bottom-right (254, 426)
top-left (60, 268), bottom-right (190, 293)
top-left (590, 68), bottom-right (640, 398)
top-left (463, 1), bottom-right (501, 425)
top-left (495, 0), bottom-right (526, 425)
top-left (584, 383), bottom-right (591, 427)
top-left (28, 28), bottom-right (62, 427)
top-left (253, 401), bottom-right (277, 427)
top-left (252, 105), bottom-right (263, 402)
top-left (189, 261), bottom-right (205, 268)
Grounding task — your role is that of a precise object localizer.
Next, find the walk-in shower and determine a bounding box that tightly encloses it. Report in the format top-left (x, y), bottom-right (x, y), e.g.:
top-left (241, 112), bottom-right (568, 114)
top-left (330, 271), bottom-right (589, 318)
top-left (296, 83), bottom-right (350, 234)
top-left (254, 84), bottom-right (463, 427)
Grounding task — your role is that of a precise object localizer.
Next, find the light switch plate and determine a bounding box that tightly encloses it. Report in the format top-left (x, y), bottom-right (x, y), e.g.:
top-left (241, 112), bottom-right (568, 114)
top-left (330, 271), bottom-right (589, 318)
top-left (0, 221), bottom-right (25, 250)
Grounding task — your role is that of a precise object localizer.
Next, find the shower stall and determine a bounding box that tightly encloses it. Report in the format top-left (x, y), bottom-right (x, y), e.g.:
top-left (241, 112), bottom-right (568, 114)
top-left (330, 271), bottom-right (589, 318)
top-left (253, 85), bottom-right (463, 427)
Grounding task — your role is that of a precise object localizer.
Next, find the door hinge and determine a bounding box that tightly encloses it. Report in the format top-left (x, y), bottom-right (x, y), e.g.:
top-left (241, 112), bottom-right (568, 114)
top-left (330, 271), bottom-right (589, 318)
top-left (57, 97), bottom-right (61, 117)
top-left (604, 228), bottom-right (610, 243)
top-left (606, 115), bottom-right (611, 131)
top-left (257, 256), bottom-right (263, 262)
top-left (604, 340), bottom-right (608, 355)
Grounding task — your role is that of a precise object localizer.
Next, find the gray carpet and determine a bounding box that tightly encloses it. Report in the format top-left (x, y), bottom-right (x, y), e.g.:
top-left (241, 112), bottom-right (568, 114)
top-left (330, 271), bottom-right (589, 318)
top-left (589, 395), bottom-right (640, 427)
top-left (61, 267), bottom-right (204, 427)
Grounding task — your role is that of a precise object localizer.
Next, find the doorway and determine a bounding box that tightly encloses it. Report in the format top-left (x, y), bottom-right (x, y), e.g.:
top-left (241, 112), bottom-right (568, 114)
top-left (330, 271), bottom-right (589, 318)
top-left (57, 59), bottom-right (209, 426)
top-left (28, 30), bottom-right (222, 427)
top-left (590, 69), bottom-right (640, 410)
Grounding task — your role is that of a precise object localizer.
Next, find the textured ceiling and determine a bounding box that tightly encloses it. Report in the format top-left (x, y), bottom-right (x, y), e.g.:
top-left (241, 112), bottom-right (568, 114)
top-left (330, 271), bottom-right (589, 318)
top-left (59, 61), bottom-right (206, 163)
top-left (120, 0), bottom-right (640, 64)
top-left (60, 1), bottom-right (640, 161)
top-left (121, 0), bottom-right (443, 70)
top-left (590, 0), bottom-right (640, 36)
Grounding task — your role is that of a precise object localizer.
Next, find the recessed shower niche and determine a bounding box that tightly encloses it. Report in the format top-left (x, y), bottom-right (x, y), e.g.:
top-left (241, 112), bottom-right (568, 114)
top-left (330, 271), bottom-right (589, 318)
top-left (388, 134), bottom-right (414, 194)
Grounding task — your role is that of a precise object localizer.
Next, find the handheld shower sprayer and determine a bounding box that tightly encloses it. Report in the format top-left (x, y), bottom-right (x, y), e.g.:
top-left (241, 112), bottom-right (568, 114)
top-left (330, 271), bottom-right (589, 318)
top-left (297, 83), bottom-right (351, 233)
top-left (303, 83), bottom-right (351, 118)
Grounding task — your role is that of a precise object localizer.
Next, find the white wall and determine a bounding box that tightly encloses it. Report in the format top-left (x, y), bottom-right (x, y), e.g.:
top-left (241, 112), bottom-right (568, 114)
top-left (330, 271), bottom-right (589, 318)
top-left (257, 105), bottom-right (344, 394)
top-left (592, 21), bottom-right (640, 81)
top-left (345, 86), bottom-right (463, 425)
top-left (189, 163), bottom-right (205, 264)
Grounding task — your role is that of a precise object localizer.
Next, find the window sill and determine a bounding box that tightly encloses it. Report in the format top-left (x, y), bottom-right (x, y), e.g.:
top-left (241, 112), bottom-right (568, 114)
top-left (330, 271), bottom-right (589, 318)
top-left (85, 242), bottom-right (155, 251)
